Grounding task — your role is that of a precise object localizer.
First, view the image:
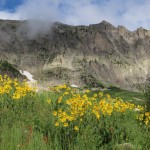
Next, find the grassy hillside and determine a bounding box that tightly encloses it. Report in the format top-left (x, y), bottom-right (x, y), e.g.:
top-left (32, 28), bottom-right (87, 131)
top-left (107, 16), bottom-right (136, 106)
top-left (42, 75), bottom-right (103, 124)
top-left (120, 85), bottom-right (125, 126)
top-left (1, 75), bottom-right (150, 150)
top-left (0, 60), bottom-right (23, 79)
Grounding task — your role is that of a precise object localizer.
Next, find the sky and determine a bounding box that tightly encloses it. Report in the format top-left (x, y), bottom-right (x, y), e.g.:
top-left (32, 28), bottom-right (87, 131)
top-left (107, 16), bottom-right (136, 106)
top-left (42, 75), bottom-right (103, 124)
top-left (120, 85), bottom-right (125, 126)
top-left (0, 0), bottom-right (150, 31)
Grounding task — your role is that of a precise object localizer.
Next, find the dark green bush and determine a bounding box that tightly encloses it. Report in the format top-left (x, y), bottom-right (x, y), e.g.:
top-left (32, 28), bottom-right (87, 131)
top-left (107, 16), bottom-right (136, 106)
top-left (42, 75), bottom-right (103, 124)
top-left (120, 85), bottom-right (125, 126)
top-left (144, 86), bottom-right (150, 111)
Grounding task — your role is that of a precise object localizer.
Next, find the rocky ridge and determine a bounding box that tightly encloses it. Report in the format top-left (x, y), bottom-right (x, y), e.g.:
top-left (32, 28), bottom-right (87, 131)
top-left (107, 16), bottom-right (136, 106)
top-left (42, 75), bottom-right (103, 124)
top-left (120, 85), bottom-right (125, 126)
top-left (0, 20), bottom-right (150, 91)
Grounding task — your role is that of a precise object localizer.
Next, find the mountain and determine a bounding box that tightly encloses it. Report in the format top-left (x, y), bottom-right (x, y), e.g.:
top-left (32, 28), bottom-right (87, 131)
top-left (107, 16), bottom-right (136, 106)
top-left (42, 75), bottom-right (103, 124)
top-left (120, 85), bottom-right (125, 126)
top-left (0, 19), bottom-right (150, 91)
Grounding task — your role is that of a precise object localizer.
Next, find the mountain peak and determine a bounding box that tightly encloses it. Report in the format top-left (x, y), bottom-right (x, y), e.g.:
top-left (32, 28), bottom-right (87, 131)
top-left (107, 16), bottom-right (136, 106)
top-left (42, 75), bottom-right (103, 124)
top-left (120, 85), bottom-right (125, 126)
top-left (95, 20), bottom-right (116, 30)
top-left (100, 20), bottom-right (111, 24)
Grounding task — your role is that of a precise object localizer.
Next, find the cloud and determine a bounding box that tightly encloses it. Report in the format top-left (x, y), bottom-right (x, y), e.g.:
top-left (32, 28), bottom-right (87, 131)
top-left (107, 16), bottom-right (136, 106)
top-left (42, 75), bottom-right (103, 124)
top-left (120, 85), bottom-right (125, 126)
top-left (0, 11), bottom-right (20, 20)
top-left (0, 0), bottom-right (149, 31)
top-left (120, 0), bottom-right (150, 30)
top-left (16, 0), bottom-right (59, 21)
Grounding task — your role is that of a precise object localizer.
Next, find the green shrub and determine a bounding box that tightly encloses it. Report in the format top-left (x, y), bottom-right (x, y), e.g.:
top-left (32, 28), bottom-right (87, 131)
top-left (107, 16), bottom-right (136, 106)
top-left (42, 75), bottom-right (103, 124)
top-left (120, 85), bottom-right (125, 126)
top-left (144, 86), bottom-right (150, 111)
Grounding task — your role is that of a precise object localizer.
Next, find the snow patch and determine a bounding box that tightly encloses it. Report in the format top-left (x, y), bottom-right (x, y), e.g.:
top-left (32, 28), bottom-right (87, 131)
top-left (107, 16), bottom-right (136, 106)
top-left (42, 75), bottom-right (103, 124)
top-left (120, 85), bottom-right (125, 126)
top-left (19, 70), bottom-right (38, 91)
top-left (70, 84), bottom-right (78, 88)
top-left (19, 70), bottom-right (37, 83)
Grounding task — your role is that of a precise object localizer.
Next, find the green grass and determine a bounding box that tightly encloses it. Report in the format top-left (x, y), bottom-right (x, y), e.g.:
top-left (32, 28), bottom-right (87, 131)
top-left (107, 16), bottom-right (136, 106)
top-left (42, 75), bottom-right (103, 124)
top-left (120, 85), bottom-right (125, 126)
top-left (89, 86), bottom-right (145, 106)
top-left (105, 86), bottom-right (144, 102)
top-left (1, 84), bottom-right (150, 150)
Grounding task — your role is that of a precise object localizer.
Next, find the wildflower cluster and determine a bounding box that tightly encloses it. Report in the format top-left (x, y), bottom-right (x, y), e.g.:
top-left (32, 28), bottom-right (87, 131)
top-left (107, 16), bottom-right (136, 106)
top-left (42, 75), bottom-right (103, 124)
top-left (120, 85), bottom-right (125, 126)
top-left (0, 74), bottom-right (35, 100)
top-left (0, 75), bottom-right (13, 94)
top-left (137, 111), bottom-right (150, 126)
top-left (12, 82), bottom-right (34, 99)
top-left (50, 85), bottom-right (150, 130)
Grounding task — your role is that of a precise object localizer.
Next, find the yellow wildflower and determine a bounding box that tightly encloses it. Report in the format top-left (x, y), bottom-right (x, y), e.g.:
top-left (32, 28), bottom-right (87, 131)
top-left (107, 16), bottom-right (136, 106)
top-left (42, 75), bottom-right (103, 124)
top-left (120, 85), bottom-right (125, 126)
top-left (53, 111), bottom-right (58, 116)
top-left (63, 122), bottom-right (68, 127)
top-left (74, 126), bottom-right (79, 131)
top-left (47, 99), bottom-right (51, 104)
top-left (55, 122), bottom-right (59, 127)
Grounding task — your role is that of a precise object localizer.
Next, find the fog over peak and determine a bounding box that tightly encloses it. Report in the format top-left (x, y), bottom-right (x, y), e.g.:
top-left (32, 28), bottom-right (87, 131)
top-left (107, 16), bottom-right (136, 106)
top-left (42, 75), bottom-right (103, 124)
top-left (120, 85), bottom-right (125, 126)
top-left (0, 0), bottom-right (150, 31)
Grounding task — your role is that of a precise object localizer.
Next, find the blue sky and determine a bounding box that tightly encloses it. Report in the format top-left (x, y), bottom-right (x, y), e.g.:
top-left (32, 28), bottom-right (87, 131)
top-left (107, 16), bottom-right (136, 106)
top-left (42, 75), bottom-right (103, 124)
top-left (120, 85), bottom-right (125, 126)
top-left (0, 0), bottom-right (23, 11)
top-left (0, 0), bottom-right (149, 30)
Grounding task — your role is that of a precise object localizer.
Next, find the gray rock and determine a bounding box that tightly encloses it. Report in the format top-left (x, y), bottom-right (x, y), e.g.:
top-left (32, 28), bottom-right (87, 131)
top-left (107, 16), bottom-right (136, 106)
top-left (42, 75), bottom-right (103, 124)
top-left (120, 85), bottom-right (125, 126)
top-left (0, 20), bottom-right (149, 91)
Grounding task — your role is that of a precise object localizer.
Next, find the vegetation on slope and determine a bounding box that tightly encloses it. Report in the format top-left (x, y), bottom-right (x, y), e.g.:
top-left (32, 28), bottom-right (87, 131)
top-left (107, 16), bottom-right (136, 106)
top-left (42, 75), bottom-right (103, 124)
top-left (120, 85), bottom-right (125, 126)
top-left (0, 60), bottom-right (23, 78)
top-left (1, 75), bottom-right (150, 150)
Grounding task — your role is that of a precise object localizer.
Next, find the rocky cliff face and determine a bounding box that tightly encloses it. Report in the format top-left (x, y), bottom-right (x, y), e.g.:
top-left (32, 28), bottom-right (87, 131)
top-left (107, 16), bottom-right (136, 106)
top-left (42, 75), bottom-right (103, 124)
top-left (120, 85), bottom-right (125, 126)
top-left (0, 20), bottom-right (150, 91)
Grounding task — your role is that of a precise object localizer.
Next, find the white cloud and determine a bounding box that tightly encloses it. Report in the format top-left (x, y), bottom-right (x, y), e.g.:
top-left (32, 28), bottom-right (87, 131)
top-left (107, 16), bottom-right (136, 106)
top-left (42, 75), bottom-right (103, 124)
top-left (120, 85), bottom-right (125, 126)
top-left (16, 0), bottom-right (59, 21)
top-left (0, 0), bottom-right (149, 31)
top-left (120, 0), bottom-right (150, 30)
top-left (0, 11), bottom-right (20, 20)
